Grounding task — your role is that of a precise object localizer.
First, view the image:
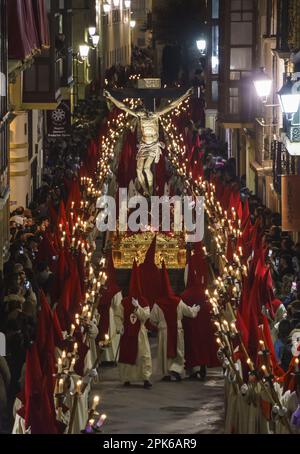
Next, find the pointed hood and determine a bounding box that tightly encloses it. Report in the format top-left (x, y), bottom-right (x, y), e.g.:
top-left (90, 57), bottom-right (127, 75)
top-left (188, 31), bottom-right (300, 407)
top-left (160, 261), bottom-right (176, 299)
top-left (139, 235), bottom-right (161, 307)
top-left (106, 250), bottom-right (120, 295)
top-left (144, 235), bottom-right (157, 265)
top-left (128, 260), bottom-right (147, 307)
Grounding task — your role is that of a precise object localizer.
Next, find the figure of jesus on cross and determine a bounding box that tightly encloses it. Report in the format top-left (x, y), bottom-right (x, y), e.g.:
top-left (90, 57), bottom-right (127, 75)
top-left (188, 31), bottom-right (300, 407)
top-left (104, 87), bottom-right (192, 196)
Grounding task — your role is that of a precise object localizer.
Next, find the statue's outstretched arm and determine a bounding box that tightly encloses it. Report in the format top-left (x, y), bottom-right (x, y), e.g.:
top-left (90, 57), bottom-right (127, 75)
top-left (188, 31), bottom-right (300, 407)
top-left (103, 90), bottom-right (139, 118)
top-left (157, 88), bottom-right (193, 117)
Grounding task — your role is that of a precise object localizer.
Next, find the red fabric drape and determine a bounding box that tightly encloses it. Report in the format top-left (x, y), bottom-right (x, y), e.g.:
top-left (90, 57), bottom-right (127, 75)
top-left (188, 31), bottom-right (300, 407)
top-left (32, 0), bottom-right (50, 48)
top-left (8, 0), bottom-right (32, 60)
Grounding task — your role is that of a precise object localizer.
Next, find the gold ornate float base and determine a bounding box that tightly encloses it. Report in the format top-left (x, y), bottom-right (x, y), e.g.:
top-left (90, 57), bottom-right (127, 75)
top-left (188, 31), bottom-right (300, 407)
top-left (110, 232), bottom-right (186, 269)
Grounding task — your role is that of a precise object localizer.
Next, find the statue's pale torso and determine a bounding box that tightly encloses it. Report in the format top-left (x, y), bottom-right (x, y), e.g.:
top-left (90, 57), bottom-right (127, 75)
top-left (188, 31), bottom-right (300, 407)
top-left (139, 115), bottom-right (160, 145)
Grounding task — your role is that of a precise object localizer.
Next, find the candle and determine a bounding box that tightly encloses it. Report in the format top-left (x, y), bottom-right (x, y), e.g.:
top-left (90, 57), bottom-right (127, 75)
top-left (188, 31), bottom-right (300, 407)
top-left (73, 342), bottom-right (78, 353)
top-left (247, 358), bottom-right (254, 371)
top-left (295, 358), bottom-right (299, 373)
top-left (76, 380), bottom-right (82, 394)
top-left (261, 365), bottom-right (269, 377)
top-left (70, 324), bottom-right (75, 337)
top-left (259, 340), bottom-right (266, 351)
top-left (85, 419), bottom-right (95, 433)
top-left (58, 358), bottom-right (63, 374)
top-left (58, 378), bottom-right (64, 394)
top-left (214, 321), bottom-right (221, 331)
top-left (230, 322), bottom-right (238, 334)
top-left (62, 350), bottom-right (66, 365)
top-left (216, 338), bottom-right (224, 349)
top-left (92, 395), bottom-right (100, 411)
top-left (96, 414), bottom-right (107, 429)
top-left (69, 358), bottom-right (76, 372)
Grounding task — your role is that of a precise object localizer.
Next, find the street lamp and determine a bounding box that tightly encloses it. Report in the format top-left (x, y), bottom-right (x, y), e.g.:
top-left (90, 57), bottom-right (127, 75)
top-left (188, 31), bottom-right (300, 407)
top-left (91, 34), bottom-right (100, 48)
top-left (196, 39), bottom-right (207, 55)
top-left (278, 77), bottom-right (300, 120)
top-left (79, 45), bottom-right (90, 60)
top-left (88, 26), bottom-right (96, 37)
top-left (103, 2), bottom-right (111, 13)
top-left (130, 20), bottom-right (136, 28)
top-left (124, 0), bottom-right (131, 7)
top-left (253, 68), bottom-right (273, 103)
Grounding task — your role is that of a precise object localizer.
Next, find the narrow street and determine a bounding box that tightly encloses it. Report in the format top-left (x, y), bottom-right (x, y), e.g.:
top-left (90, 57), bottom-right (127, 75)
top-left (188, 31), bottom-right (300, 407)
top-left (91, 340), bottom-right (224, 435)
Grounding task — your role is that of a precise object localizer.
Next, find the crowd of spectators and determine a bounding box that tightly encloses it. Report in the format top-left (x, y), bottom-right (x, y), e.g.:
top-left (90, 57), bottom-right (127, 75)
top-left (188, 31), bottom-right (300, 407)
top-left (199, 128), bottom-right (300, 373)
top-left (0, 97), bottom-right (106, 433)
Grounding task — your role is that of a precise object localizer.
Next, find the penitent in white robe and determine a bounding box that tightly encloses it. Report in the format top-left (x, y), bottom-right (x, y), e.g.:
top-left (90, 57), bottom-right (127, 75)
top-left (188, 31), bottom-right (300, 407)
top-left (101, 291), bottom-right (122, 363)
top-left (150, 300), bottom-right (199, 378)
top-left (65, 375), bottom-right (90, 434)
top-left (114, 304), bottom-right (152, 383)
top-left (12, 397), bottom-right (27, 434)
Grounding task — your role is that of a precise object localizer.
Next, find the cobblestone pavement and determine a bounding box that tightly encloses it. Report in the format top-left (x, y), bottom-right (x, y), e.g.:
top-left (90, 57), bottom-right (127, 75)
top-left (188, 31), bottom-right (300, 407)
top-left (91, 339), bottom-right (224, 435)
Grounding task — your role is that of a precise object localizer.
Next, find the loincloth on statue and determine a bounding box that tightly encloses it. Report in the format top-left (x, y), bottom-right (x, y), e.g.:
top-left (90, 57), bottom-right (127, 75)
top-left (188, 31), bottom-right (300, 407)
top-left (136, 141), bottom-right (165, 164)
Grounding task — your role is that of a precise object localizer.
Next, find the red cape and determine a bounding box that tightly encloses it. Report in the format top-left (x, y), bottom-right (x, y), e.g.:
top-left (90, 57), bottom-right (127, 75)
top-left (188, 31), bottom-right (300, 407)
top-left (181, 286), bottom-right (219, 368)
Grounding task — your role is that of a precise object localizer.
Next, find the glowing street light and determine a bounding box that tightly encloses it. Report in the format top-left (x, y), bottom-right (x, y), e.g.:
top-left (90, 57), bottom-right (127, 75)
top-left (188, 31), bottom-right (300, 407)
top-left (124, 0), bottom-right (131, 8)
top-left (103, 2), bottom-right (111, 13)
top-left (196, 39), bottom-right (207, 55)
top-left (91, 34), bottom-right (100, 47)
top-left (130, 20), bottom-right (136, 28)
top-left (79, 45), bottom-right (90, 60)
top-left (253, 68), bottom-right (273, 102)
top-left (88, 26), bottom-right (96, 37)
top-left (278, 77), bottom-right (300, 120)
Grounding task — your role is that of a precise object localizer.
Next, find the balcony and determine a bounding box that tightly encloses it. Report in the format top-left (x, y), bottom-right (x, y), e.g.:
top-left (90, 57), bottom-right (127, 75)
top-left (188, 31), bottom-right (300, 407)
top-left (20, 0), bottom-right (73, 110)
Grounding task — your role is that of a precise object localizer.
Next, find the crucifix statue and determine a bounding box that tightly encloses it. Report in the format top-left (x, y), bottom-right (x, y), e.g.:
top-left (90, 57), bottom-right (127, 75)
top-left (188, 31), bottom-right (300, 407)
top-left (104, 85), bottom-right (192, 196)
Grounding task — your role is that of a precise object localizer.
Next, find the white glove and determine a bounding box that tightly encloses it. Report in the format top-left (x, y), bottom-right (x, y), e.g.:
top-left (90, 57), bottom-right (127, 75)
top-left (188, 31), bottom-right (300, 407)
top-left (193, 304), bottom-right (200, 313)
top-left (272, 405), bottom-right (280, 415)
top-left (278, 407), bottom-right (288, 417)
top-left (132, 298), bottom-right (139, 308)
top-left (240, 384), bottom-right (248, 396)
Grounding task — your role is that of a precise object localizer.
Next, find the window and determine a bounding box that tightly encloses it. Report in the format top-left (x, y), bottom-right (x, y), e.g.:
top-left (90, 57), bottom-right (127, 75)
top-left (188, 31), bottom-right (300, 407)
top-left (212, 0), bottom-right (219, 19)
top-left (212, 81), bottom-right (219, 103)
top-left (211, 25), bottom-right (219, 74)
top-left (230, 47), bottom-right (252, 70)
top-left (231, 22), bottom-right (252, 45)
top-left (231, 0), bottom-right (253, 10)
top-left (229, 87), bottom-right (239, 114)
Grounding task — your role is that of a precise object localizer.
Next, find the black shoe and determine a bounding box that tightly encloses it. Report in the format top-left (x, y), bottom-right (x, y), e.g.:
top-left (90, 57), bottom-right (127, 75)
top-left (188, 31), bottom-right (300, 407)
top-left (144, 380), bottom-right (152, 389)
top-left (170, 372), bottom-right (182, 382)
top-left (162, 375), bottom-right (171, 382)
top-left (123, 381), bottom-right (131, 387)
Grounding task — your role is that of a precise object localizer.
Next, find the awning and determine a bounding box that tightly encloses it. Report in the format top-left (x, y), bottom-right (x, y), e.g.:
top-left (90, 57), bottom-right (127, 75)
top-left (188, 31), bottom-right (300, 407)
top-left (8, 0), bottom-right (50, 60)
